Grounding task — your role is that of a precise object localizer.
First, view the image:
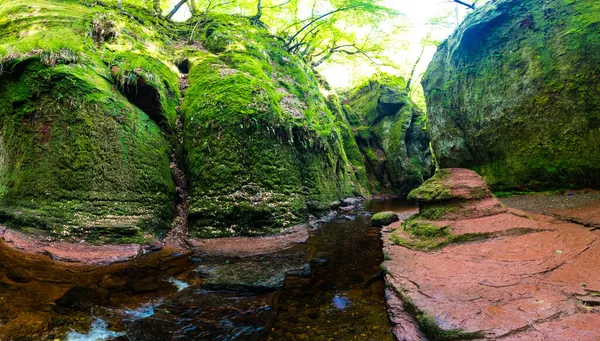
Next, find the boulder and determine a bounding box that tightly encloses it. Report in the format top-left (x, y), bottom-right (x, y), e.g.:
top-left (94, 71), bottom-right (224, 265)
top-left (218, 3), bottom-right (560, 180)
top-left (408, 168), bottom-right (491, 203)
top-left (371, 211), bottom-right (399, 226)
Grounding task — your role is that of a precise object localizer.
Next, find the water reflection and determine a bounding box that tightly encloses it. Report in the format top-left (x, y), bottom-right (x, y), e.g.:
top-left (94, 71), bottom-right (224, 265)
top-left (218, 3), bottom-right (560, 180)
top-left (332, 294), bottom-right (352, 310)
top-left (0, 198), bottom-right (416, 340)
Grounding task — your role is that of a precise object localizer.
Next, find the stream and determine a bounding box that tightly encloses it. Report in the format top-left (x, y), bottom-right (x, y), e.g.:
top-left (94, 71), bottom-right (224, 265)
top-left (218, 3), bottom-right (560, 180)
top-left (0, 199), bottom-right (416, 340)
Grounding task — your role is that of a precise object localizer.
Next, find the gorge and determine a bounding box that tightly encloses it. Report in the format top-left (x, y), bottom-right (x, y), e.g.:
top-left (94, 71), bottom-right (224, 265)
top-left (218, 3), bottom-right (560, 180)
top-left (0, 0), bottom-right (599, 340)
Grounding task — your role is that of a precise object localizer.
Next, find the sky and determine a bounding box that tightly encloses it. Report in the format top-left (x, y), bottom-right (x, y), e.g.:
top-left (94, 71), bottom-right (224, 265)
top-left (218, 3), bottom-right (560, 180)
top-left (170, 0), bottom-right (473, 88)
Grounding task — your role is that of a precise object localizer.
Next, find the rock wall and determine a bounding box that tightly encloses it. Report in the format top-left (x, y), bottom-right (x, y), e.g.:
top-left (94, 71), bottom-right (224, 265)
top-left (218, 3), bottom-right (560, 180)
top-left (181, 16), bottom-right (360, 237)
top-left (423, 0), bottom-right (600, 191)
top-left (0, 1), bottom-right (178, 243)
top-left (0, 0), bottom-right (363, 241)
top-left (0, 0), bottom-right (437, 242)
top-left (343, 75), bottom-right (434, 196)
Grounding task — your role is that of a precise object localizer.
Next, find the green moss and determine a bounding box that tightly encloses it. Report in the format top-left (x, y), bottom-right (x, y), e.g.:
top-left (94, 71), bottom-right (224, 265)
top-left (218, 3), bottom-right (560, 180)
top-left (180, 14), bottom-right (359, 237)
top-left (424, 0), bottom-right (600, 191)
top-left (407, 169), bottom-right (452, 202)
top-left (371, 211), bottom-right (399, 226)
top-left (391, 214), bottom-right (537, 251)
top-left (0, 0), bottom-right (184, 242)
top-left (342, 73), bottom-right (433, 196)
top-left (0, 58), bottom-right (174, 242)
top-left (416, 205), bottom-right (456, 220)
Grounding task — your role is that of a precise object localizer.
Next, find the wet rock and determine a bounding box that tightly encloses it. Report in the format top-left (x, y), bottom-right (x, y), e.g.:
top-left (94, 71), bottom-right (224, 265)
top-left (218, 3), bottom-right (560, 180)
top-left (371, 212), bottom-right (399, 226)
top-left (6, 267), bottom-right (34, 283)
top-left (341, 197), bottom-right (364, 207)
top-left (339, 205), bottom-right (354, 212)
top-left (190, 224), bottom-right (309, 258)
top-left (195, 255), bottom-right (310, 292)
top-left (55, 286), bottom-right (109, 310)
top-left (130, 277), bottom-right (163, 293)
top-left (125, 288), bottom-right (276, 340)
top-left (385, 288), bottom-right (425, 341)
top-left (0, 312), bottom-right (50, 341)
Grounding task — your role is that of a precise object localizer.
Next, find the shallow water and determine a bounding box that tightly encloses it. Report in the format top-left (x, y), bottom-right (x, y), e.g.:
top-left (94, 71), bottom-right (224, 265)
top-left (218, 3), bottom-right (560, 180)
top-left (0, 199), bottom-right (416, 340)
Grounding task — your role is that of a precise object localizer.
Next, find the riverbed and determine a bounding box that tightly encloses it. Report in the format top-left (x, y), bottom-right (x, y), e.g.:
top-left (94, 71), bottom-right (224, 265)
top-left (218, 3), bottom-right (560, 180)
top-left (0, 199), bottom-right (416, 340)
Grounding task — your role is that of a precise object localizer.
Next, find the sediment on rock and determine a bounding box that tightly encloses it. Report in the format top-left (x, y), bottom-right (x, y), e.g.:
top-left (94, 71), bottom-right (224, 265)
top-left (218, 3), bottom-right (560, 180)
top-left (164, 73), bottom-right (191, 246)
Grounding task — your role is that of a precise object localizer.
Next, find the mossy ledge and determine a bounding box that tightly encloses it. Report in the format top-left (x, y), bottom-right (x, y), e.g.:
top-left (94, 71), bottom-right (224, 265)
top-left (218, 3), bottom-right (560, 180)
top-left (390, 216), bottom-right (537, 251)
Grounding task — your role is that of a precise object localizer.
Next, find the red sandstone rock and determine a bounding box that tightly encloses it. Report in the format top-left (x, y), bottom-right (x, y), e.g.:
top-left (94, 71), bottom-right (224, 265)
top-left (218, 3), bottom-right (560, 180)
top-left (551, 200), bottom-right (600, 229)
top-left (0, 228), bottom-right (144, 265)
top-left (408, 168), bottom-right (491, 202)
top-left (383, 169), bottom-right (600, 340)
top-left (189, 224), bottom-right (309, 258)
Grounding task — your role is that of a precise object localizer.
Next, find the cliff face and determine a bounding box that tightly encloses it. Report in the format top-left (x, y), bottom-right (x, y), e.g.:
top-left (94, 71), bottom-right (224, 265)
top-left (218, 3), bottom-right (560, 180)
top-left (0, 0), bottom-right (363, 241)
top-left (0, 0), bottom-right (179, 243)
top-left (0, 0), bottom-right (436, 242)
top-left (343, 75), bottom-right (434, 196)
top-left (423, 0), bottom-right (600, 191)
top-left (181, 15), bottom-right (359, 237)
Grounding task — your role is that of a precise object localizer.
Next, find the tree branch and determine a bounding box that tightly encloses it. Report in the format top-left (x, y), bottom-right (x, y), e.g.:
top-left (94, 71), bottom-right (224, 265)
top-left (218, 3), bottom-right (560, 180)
top-left (264, 0), bottom-right (291, 9)
top-left (167, 0), bottom-right (189, 20)
top-left (406, 45), bottom-right (425, 92)
top-left (452, 0), bottom-right (475, 9)
top-left (287, 5), bottom-right (361, 45)
top-left (250, 0), bottom-right (263, 22)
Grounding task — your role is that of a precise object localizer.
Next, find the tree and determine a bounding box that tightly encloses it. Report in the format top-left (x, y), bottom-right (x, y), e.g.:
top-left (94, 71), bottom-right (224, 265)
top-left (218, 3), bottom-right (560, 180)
top-left (166, 0), bottom-right (400, 67)
top-left (280, 0), bottom-right (399, 66)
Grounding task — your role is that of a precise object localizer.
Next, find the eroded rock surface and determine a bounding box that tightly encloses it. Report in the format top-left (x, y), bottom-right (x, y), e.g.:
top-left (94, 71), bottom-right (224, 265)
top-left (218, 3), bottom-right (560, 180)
top-left (383, 169), bottom-right (600, 340)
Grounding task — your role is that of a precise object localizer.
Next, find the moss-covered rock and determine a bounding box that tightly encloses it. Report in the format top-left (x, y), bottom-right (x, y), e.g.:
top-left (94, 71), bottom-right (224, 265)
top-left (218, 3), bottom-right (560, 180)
top-left (0, 0), bottom-right (372, 241)
top-left (408, 168), bottom-right (491, 203)
top-left (0, 0), bottom-right (181, 243)
top-left (182, 15), bottom-right (361, 237)
top-left (371, 211), bottom-right (399, 226)
top-left (423, 0), bottom-right (600, 191)
top-left (343, 74), bottom-right (434, 196)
